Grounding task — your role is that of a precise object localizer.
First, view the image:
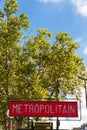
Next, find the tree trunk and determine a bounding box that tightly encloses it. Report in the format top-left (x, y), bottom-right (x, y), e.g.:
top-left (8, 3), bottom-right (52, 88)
top-left (56, 79), bottom-right (60, 130)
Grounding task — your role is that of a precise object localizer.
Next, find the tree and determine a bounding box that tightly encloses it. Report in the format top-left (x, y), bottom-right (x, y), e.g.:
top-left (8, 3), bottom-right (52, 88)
top-left (22, 29), bottom-right (52, 99)
top-left (27, 31), bottom-right (85, 100)
top-left (41, 32), bottom-right (85, 129)
top-left (0, 0), bottom-right (29, 129)
top-left (46, 32), bottom-right (85, 99)
top-left (23, 31), bottom-right (86, 129)
top-left (0, 0), bottom-right (86, 129)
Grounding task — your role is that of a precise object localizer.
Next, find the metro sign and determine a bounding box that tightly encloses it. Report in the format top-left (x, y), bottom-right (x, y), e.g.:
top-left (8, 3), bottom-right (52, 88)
top-left (9, 101), bottom-right (78, 117)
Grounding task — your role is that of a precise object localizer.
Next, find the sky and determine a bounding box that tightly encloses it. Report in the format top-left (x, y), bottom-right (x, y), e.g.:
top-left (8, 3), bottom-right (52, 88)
top-left (16, 0), bottom-right (87, 66)
top-left (0, 0), bottom-right (87, 129)
top-left (0, 0), bottom-right (87, 65)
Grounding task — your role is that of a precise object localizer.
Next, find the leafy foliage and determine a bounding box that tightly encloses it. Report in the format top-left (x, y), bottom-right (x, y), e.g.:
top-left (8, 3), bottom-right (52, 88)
top-left (0, 0), bottom-right (29, 129)
top-left (0, 0), bottom-right (86, 129)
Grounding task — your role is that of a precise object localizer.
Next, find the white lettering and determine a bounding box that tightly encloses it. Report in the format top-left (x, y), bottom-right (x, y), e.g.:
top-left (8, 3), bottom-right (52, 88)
top-left (18, 104), bottom-right (23, 113)
top-left (63, 105), bottom-right (67, 113)
top-left (50, 105), bottom-right (55, 113)
top-left (24, 104), bottom-right (28, 113)
top-left (34, 104), bottom-right (39, 113)
top-left (12, 104), bottom-right (18, 113)
top-left (68, 105), bottom-right (75, 113)
top-left (39, 105), bottom-right (44, 113)
top-left (45, 105), bottom-right (50, 113)
top-left (12, 104), bottom-right (23, 113)
top-left (56, 105), bottom-right (62, 113)
top-left (28, 104), bottom-right (33, 113)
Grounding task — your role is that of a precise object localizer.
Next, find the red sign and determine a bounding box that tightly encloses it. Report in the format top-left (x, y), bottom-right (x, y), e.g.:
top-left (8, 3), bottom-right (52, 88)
top-left (9, 101), bottom-right (78, 117)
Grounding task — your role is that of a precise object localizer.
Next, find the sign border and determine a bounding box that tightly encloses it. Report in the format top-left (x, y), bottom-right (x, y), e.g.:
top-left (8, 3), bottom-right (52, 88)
top-left (9, 101), bottom-right (78, 117)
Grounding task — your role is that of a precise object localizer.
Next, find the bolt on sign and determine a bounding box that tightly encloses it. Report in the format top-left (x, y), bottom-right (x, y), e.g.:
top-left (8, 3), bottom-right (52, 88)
top-left (9, 101), bottom-right (78, 117)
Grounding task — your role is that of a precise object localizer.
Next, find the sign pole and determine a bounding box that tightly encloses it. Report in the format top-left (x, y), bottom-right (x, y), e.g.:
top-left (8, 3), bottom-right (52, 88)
top-left (56, 79), bottom-right (60, 130)
top-left (27, 80), bottom-right (30, 130)
top-left (84, 80), bottom-right (87, 108)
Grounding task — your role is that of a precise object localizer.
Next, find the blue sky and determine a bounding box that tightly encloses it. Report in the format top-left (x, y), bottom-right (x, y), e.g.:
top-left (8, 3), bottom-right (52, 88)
top-left (0, 0), bottom-right (87, 129)
top-left (0, 0), bottom-right (87, 66)
top-left (18, 0), bottom-right (87, 129)
top-left (17, 0), bottom-right (87, 66)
